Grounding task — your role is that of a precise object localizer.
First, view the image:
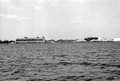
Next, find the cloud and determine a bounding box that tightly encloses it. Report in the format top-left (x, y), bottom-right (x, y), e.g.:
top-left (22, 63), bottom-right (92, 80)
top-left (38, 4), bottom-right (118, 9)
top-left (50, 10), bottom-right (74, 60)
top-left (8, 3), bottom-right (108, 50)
top-left (72, 20), bottom-right (83, 24)
top-left (34, 6), bottom-right (43, 10)
top-left (10, 0), bottom-right (45, 6)
top-left (0, 14), bottom-right (5, 17)
top-left (36, 0), bottom-right (44, 4)
top-left (0, 0), bottom-right (10, 4)
top-left (8, 6), bottom-right (22, 10)
top-left (0, 0), bottom-right (62, 10)
top-left (71, 0), bottom-right (80, 1)
top-left (0, 14), bottom-right (30, 20)
top-left (6, 15), bottom-right (17, 19)
top-left (71, 0), bottom-right (89, 3)
top-left (17, 17), bottom-right (29, 20)
top-left (79, 20), bottom-right (83, 23)
top-left (0, 0), bottom-right (45, 9)
top-left (1, 14), bottom-right (18, 19)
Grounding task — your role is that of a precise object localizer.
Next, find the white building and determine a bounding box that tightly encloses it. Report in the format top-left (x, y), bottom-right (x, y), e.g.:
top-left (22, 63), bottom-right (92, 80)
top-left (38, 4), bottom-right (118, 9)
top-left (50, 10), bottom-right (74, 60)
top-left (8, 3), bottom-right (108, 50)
top-left (113, 38), bottom-right (120, 42)
top-left (16, 36), bottom-right (46, 44)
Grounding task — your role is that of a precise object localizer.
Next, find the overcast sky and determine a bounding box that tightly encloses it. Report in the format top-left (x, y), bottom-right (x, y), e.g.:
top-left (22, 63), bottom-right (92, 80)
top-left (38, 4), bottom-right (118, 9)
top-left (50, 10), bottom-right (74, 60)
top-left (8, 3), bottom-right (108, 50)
top-left (0, 0), bottom-right (120, 40)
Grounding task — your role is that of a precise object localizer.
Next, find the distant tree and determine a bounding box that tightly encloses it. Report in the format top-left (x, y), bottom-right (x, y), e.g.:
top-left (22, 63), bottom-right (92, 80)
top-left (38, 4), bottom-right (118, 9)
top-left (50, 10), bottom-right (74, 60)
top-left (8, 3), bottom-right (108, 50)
top-left (37, 36), bottom-right (39, 38)
top-left (84, 37), bottom-right (98, 42)
top-left (3, 40), bottom-right (9, 43)
top-left (24, 37), bottom-right (28, 38)
top-left (0, 40), bottom-right (2, 43)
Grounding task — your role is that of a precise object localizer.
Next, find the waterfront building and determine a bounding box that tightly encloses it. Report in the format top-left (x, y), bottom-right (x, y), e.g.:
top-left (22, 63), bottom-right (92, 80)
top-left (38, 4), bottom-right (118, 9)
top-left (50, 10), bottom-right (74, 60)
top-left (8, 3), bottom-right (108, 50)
top-left (56, 39), bottom-right (77, 43)
top-left (46, 39), bottom-right (56, 43)
top-left (113, 38), bottom-right (120, 42)
top-left (16, 36), bottom-right (46, 44)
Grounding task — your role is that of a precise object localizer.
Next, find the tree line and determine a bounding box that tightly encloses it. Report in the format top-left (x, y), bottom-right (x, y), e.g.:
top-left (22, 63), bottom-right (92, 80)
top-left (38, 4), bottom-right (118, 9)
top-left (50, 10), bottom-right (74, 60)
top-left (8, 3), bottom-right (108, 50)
top-left (0, 40), bottom-right (15, 44)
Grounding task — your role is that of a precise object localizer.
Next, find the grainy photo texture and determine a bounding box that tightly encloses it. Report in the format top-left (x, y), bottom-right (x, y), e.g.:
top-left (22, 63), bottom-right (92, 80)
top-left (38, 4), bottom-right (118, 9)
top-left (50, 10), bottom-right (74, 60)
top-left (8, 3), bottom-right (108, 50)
top-left (0, 0), bottom-right (120, 81)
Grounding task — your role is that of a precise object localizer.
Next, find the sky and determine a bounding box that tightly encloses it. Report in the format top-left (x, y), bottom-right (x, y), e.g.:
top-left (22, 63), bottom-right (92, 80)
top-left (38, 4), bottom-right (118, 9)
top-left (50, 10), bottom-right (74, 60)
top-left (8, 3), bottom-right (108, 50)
top-left (0, 0), bottom-right (120, 40)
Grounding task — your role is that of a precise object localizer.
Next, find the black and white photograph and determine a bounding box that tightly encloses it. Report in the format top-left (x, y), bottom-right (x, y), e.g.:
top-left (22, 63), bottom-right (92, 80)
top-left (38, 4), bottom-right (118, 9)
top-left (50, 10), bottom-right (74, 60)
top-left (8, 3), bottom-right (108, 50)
top-left (0, 0), bottom-right (120, 81)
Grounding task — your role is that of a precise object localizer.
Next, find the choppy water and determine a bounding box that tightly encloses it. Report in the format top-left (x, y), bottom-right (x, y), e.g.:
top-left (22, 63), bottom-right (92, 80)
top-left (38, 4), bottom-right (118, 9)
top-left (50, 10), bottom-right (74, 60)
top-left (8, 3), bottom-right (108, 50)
top-left (0, 43), bottom-right (120, 81)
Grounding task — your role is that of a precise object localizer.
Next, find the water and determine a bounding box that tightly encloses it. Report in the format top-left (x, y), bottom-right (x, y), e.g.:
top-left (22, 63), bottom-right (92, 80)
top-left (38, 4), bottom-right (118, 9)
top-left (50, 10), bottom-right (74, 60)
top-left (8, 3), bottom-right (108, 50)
top-left (0, 43), bottom-right (120, 81)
